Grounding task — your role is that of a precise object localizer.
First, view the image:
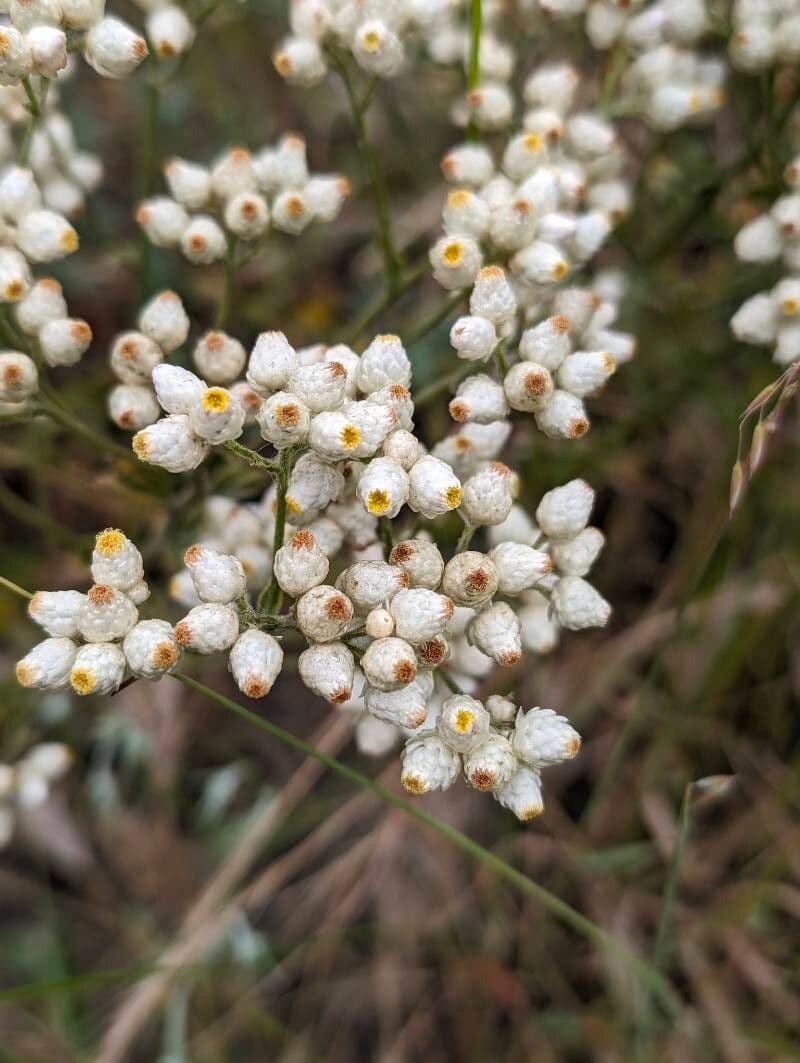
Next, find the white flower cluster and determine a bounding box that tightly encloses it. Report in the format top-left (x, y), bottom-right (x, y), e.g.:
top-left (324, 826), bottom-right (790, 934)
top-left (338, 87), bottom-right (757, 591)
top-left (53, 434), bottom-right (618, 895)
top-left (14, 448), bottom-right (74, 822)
top-left (400, 701), bottom-right (580, 821)
top-left (728, 0), bottom-right (800, 72)
top-left (136, 137), bottom-right (349, 264)
top-left (0, 3), bottom-right (148, 85)
top-left (731, 155), bottom-right (800, 367)
top-left (0, 742), bottom-right (72, 847)
top-left (273, 0), bottom-right (449, 87)
top-left (15, 528), bottom-right (182, 696)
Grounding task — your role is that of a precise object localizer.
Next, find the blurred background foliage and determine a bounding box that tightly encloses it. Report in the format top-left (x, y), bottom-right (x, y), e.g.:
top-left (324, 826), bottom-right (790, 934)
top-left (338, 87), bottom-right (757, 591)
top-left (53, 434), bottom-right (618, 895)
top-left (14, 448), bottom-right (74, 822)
top-left (1, 1), bottom-right (800, 1060)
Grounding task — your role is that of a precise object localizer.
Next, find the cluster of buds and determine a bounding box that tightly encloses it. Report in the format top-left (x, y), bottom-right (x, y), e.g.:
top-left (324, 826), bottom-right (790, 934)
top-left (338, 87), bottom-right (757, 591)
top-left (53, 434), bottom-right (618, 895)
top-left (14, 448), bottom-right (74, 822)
top-left (273, 0), bottom-right (447, 87)
top-left (0, 743), bottom-right (72, 847)
top-left (0, 4), bottom-right (148, 85)
top-left (136, 137), bottom-right (349, 264)
top-left (400, 700), bottom-right (580, 821)
top-left (731, 157), bottom-right (800, 367)
top-left (622, 43), bottom-right (725, 131)
top-left (14, 529), bottom-right (181, 697)
top-left (728, 0), bottom-right (800, 72)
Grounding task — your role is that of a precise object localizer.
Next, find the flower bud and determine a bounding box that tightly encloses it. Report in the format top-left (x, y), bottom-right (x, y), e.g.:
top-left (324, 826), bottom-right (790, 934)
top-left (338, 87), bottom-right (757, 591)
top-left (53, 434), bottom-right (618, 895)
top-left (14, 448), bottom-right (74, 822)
top-left (38, 317), bottom-right (92, 367)
top-left (284, 453), bottom-right (344, 521)
top-left (136, 197), bottom-right (190, 248)
top-left (16, 209), bottom-right (78, 262)
top-left (557, 350), bottom-right (616, 397)
top-left (146, 4), bottom-right (195, 59)
top-left (449, 375), bottom-right (508, 424)
top-left (441, 142), bottom-right (494, 186)
top-left (189, 387), bottom-right (245, 444)
top-left (401, 734), bottom-right (460, 794)
top-left (174, 603), bottom-right (239, 654)
top-left (0, 166), bottom-right (41, 221)
top-left (272, 189), bottom-right (312, 234)
top-left (488, 542), bottom-right (552, 594)
top-left (91, 528), bottom-right (144, 591)
top-left (513, 706), bottom-right (581, 768)
top-left (0, 26), bottom-right (32, 85)
top-left (430, 234), bottom-right (483, 290)
top-left (550, 527), bottom-right (604, 576)
top-left (450, 314), bottom-right (498, 361)
top-left (164, 157), bottom-right (211, 209)
top-left (442, 551), bottom-right (498, 607)
top-left (511, 240), bottom-right (569, 286)
top-left (274, 530), bottom-right (329, 597)
top-left (247, 330), bottom-right (297, 394)
top-left (493, 765), bottom-right (544, 820)
top-left (552, 575), bottom-right (611, 630)
top-left (535, 390), bottom-right (590, 439)
top-left (69, 642), bottom-right (126, 696)
top-left (77, 584), bottom-right (138, 643)
top-left (28, 25), bottom-right (67, 76)
top-left (460, 462), bottom-right (514, 525)
top-left (184, 544), bottom-right (246, 603)
top-left (139, 290), bottom-right (190, 354)
top-left (469, 265), bottom-right (517, 327)
top-left (123, 619), bottom-right (181, 679)
top-left (132, 414), bottom-right (209, 472)
top-left (16, 637), bottom-right (77, 690)
top-left (486, 693), bottom-right (517, 726)
top-left (28, 590), bottom-right (85, 638)
top-left (466, 81), bottom-right (513, 130)
top-left (389, 539), bottom-right (444, 589)
top-left (381, 428), bottom-right (421, 469)
top-left (224, 191), bottom-right (269, 239)
top-left (407, 455), bottom-right (462, 519)
top-left (84, 16), bottom-right (148, 78)
top-left (15, 277), bottom-right (66, 333)
top-left (110, 331), bottom-right (163, 385)
top-left (468, 601), bottom-right (522, 665)
top-left (296, 584), bottom-right (354, 642)
top-left (366, 676), bottom-right (430, 729)
top-left (257, 391), bottom-right (310, 448)
top-left (536, 479), bottom-right (594, 540)
top-left (357, 334), bottom-right (411, 394)
top-left (443, 187), bottom-right (490, 239)
top-left (298, 641), bottom-right (355, 703)
top-left (361, 636), bottom-right (417, 691)
top-left (353, 20), bottom-right (404, 77)
top-left (229, 629), bottom-right (283, 698)
top-left (356, 456), bottom-right (409, 518)
top-left (365, 607), bottom-right (394, 639)
top-left (339, 560), bottom-right (408, 615)
top-left (181, 215), bottom-right (227, 264)
top-left (0, 351), bottom-right (37, 402)
top-left (437, 694), bottom-right (490, 753)
top-left (272, 35), bottom-right (327, 87)
top-left (389, 588), bottom-right (453, 644)
top-left (464, 734), bottom-right (517, 791)
top-left (193, 330), bottom-right (247, 385)
top-left (152, 363), bottom-right (206, 414)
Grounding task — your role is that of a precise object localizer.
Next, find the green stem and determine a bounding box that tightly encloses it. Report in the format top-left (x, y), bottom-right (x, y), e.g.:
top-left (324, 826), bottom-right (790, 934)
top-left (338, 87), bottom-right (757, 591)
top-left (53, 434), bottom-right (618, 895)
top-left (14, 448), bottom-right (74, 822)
top-left (378, 516), bottom-right (393, 561)
top-left (18, 77), bottom-right (49, 166)
top-left (216, 240), bottom-right (238, 329)
top-left (438, 670), bottom-right (465, 695)
top-left (455, 520), bottom-right (475, 554)
top-left (223, 439), bottom-right (278, 473)
top-left (493, 340), bottom-right (508, 378)
top-left (37, 392), bottom-right (137, 463)
top-left (0, 574), bottom-right (33, 600)
top-left (413, 364), bottom-right (473, 408)
top-left (333, 52), bottom-right (402, 292)
top-left (340, 259), bottom-right (427, 347)
top-left (259, 447), bottom-right (294, 613)
top-left (466, 0), bottom-right (482, 141)
top-left (406, 291), bottom-right (466, 347)
top-left (173, 672), bottom-right (682, 1020)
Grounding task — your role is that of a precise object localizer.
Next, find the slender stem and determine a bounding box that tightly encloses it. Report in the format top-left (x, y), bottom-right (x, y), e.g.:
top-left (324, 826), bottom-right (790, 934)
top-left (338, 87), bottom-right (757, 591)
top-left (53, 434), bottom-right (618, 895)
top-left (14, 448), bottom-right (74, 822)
top-left (18, 77), bottom-right (49, 166)
top-left (173, 672), bottom-right (682, 1019)
top-left (340, 259), bottom-right (427, 347)
top-left (223, 439), bottom-right (277, 473)
top-left (438, 670), bottom-right (465, 695)
top-left (406, 291), bottom-right (466, 347)
top-left (0, 574), bottom-right (33, 600)
top-left (259, 447), bottom-right (294, 613)
top-left (455, 520), bottom-right (475, 554)
top-left (332, 52), bottom-right (402, 292)
top-left (378, 516), bottom-right (393, 561)
top-left (216, 240), bottom-right (238, 329)
top-left (466, 0), bottom-right (482, 142)
top-left (37, 392), bottom-right (137, 463)
top-left (493, 339), bottom-right (508, 378)
top-left (413, 364), bottom-right (473, 408)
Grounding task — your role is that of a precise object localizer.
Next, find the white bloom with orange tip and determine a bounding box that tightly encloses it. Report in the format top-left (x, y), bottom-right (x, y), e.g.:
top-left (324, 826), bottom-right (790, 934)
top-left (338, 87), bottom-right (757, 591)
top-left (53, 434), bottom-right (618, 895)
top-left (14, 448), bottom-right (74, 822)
top-left (469, 265), bottom-right (517, 327)
top-left (164, 157), bottom-right (211, 209)
top-left (460, 462), bottom-right (514, 526)
top-left (273, 530), bottom-right (329, 597)
top-left (504, 361), bottom-right (555, 412)
top-left (174, 603), bottom-right (239, 654)
top-left (288, 359), bottom-right (348, 413)
top-left (69, 642), bottom-right (126, 696)
top-left (343, 399), bottom-right (397, 456)
top-left (28, 590), bottom-right (85, 638)
top-left (356, 456), bottom-right (409, 518)
top-left (84, 16), bottom-right (148, 78)
top-left (91, 528), bottom-right (144, 591)
top-left (449, 375), bottom-right (508, 424)
top-left (184, 544), bottom-right (246, 604)
top-left (224, 190), bottom-right (269, 239)
top-left (464, 733), bottom-right (517, 791)
top-left (353, 19), bottom-right (404, 77)
top-left (361, 635), bottom-right (417, 692)
top-left (16, 637), bottom-right (77, 690)
top-left (536, 479), bottom-right (594, 540)
top-left (0, 25), bottom-right (32, 85)
top-left (38, 317), bottom-right (92, 367)
top-left (272, 188), bottom-right (312, 234)
top-left (381, 428), bottom-right (421, 469)
top-left (535, 389), bottom-right (590, 440)
top-left (519, 315), bottom-right (573, 369)
top-left (550, 527), bottom-right (605, 576)
top-left (188, 387), bottom-right (245, 444)
top-left (557, 349), bottom-right (616, 396)
top-left (193, 330), bottom-right (246, 384)
top-left (401, 734), bottom-right (460, 794)
top-left (356, 334), bottom-right (411, 394)
top-left (511, 240), bottom-right (569, 287)
top-left (493, 765), bottom-right (544, 820)
top-left (441, 142), bottom-right (494, 186)
top-left (389, 588), bottom-right (453, 644)
top-left (146, 4), bottom-right (195, 59)
top-left (296, 584), bottom-right (354, 642)
top-left (443, 187), bottom-right (490, 239)
top-left (229, 629), bottom-right (283, 698)
top-left (442, 550), bottom-right (498, 607)
top-left (450, 314), bottom-right (498, 361)
top-left (257, 391), bottom-right (310, 448)
top-left (339, 560), bottom-right (408, 616)
top-left (298, 641), bottom-right (355, 703)
top-left (407, 455), bottom-right (462, 519)
top-left (77, 584), bottom-right (138, 643)
top-left (365, 676), bottom-right (430, 730)
top-left (513, 706), bottom-right (581, 768)
top-left (181, 214), bottom-right (227, 264)
top-left (0, 351), bottom-right (37, 402)
top-left (389, 539), bottom-right (444, 590)
top-left (138, 290), bottom-right (190, 354)
top-left (272, 35), bottom-right (327, 87)
top-left (305, 173), bottom-right (350, 222)
top-left (308, 409), bottom-right (364, 461)
top-left (502, 131), bottom-right (549, 181)
top-left (136, 197), bottom-right (190, 248)
top-left (488, 542), bottom-right (552, 595)
top-left (430, 233), bottom-right (483, 290)
top-left (28, 24), bottom-right (67, 76)
top-left (552, 575), bottom-right (611, 630)
top-left (468, 602), bottom-right (521, 666)
top-left (123, 619), bottom-right (181, 679)
top-left (437, 694), bottom-right (490, 754)
top-left (132, 414), bottom-right (209, 472)
top-left (110, 331), bottom-right (163, 385)
top-left (466, 81), bottom-right (513, 130)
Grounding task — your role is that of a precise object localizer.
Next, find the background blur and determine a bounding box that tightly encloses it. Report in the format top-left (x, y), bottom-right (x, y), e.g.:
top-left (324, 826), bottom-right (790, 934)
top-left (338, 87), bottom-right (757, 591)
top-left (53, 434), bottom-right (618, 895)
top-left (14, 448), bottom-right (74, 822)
top-left (1, 1), bottom-right (800, 1059)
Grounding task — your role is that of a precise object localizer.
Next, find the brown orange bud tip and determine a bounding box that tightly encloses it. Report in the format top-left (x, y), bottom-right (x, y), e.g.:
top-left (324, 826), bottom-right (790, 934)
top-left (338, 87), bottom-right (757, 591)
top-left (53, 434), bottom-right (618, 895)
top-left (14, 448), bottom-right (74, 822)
top-left (174, 621), bottom-right (192, 647)
top-left (470, 769), bottom-right (495, 791)
top-left (401, 774), bottom-right (426, 795)
top-left (184, 544), bottom-right (204, 565)
top-left (152, 642), bottom-right (178, 669)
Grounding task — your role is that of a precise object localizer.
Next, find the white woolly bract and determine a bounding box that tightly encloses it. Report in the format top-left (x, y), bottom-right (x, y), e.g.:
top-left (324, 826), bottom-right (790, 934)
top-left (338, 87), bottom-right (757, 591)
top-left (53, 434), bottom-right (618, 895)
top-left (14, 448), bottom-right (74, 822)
top-left (77, 585), bottom-right (138, 643)
top-left (356, 457), bottom-right (409, 518)
top-left (493, 765), bottom-right (544, 820)
top-left (132, 414), bottom-right (209, 473)
top-left (442, 551), bottom-right (498, 607)
top-left (407, 455), bottom-right (462, 519)
top-left (550, 527), bottom-right (605, 576)
top-left (460, 462), bottom-right (514, 526)
top-left (123, 619), bottom-right (181, 678)
top-left (229, 629), bottom-right (283, 699)
top-left (365, 677), bottom-right (430, 729)
top-left (339, 560), bottom-right (408, 616)
top-left (488, 542), bottom-right (552, 595)
top-left (184, 544), bottom-right (246, 604)
top-left (464, 733), bottom-right (517, 792)
top-left (513, 707), bottom-right (581, 768)
top-left (298, 641), bottom-right (355, 703)
top-left (360, 636), bottom-right (418, 692)
top-left (552, 576), bottom-right (611, 630)
top-left (90, 529), bottom-right (144, 591)
top-left (296, 584), bottom-right (354, 642)
top-left (468, 602), bottom-right (522, 666)
top-left (111, 331), bottom-right (163, 386)
top-left (535, 479), bottom-right (595, 540)
top-left (389, 538), bottom-right (444, 589)
top-left (356, 334), bottom-right (412, 394)
top-left (16, 637), bottom-right (77, 690)
top-left (174, 603), bottom-right (239, 654)
top-left (69, 642), bottom-right (126, 696)
top-left (0, 352), bottom-right (38, 402)
top-left (28, 590), bottom-right (85, 638)
top-left (273, 531), bottom-right (329, 597)
top-left (400, 734), bottom-right (460, 794)
top-left (193, 331), bottom-right (247, 384)
top-left (437, 694), bottom-right (491, 754)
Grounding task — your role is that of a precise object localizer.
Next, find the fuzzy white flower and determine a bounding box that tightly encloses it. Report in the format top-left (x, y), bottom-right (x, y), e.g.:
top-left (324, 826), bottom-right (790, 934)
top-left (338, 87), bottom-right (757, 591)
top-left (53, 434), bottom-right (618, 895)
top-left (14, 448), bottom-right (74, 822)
top-left (273, 530), bottom-right (329, 597)
top-left (551, 575), bottom-right (611, 629)
top-left (16, 637), bottom-right (77, 690)
top-left (174, 603), bottom-right (239, 654)
top-left (513, 707), bottom-right (581, 768)
top-left (400, 734), bottom-right (460, 794)
top-left (407, 455), bottom-right (462, 519)
top-left (361, 636), bottom-right (418, 691)
top-left (296, 584), bottom-right (354, 642)
top-left (464, 734), bottom-right (517, 791)
top-left (69, 642), bottom-right (126, 696)
top-left (442, 551), bottom-right (498, 607)
top-left (536, 479), bottom-right (595, 540)
top-left (91, 529), bottom-right (144, 591)
top-left (229, 629), bottom-right (284, 699)
top-left (298, 641), bottom-right (355, 703)
top-left (123, 620), bottom-right (181, 679)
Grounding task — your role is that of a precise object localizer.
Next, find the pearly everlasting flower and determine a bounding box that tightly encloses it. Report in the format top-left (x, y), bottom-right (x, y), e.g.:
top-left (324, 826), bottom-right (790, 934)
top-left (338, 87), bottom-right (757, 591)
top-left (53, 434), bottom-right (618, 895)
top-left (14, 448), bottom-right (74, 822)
top-left (356, 456), bottom-right (409, 518)
top-left (84, 17), bottom-right (148, 78)
top-left (296, 584), bottom-right (354, 642)
top-left (430, 234), bottom-right (483, 290)
top-left (76, 584), bottom-right (138, 643)
top-left (361, 636), bottom-right (417, 692)
top-left (513, 707), bottom-right (581, 768)
top-left (381, 428), bottom-right (422, 469)
top-left (164, 157), bottom-right (211, 209)
top-left (442, 551), bottom-right (498, 607)
top-left (0, 26), bottom-right (32, 85)
top-left (353, 20), bottom-right (404, 77)
top-left (407, 455), bottom-right (462, 519)
top-left (69, 642), bottom-right (126, 696)
top-left (110, 332), bottom-right (163, 386)
top-left (389, 539), bottom-right (444, 590)
top-left (16, 637), bottom-right (77, 690)
top-left (15, 278), bottom-right (66, 333)
top-left (389, 588), bottom-right (453, 644)
top-left (136, 198), bottom-right (190, 248)
top-left (273, 530), bottom-right (329, 597)
top-left (184, 544), bottom-right (246, 604)
top-left (536, 479), bottom-right (595, 539)
top-left (494, 765), bottom-right (544, 820)
top-left (437, 694), bottom-right (490, 753)
top-left (365, 673), bottom-right (432, 729)
top-left (449, 374), bottom-right (508, 423)
top-left (552, 575), bottom-right (611, 630)
top-left (28, 590), bottom-right (85, 638)
top-left (91, 529), bottom-right (144, 591)
top-left (193, 331), bottom-right (247, 384)
top-left (488, 542), bottom-right (552, 595)
top-left (356, 334), bottom-right (411, 394)
top-left (401, 734), bottom-right (460, 794)
top-left (188, 387), bottom-right (245, 444)
top-left (133, 414), bottom-right (209, 472)
top-left (16, 209), bottom-right (78, 262)
top-left (146, 5), bottom-right (195, 60)
top-left (468, 602), bottom-right (522, 666)
top-left (460, 462), bottom-right (514, 525)
top-left (486, 693), bottom-right (518, 726)
top-left (229, 629), bottom-right (283, 698)
top-left (181, 215), bottom-right (227, 264)
top-left (535, 389), bottom-right (590, 439)
top-left (139, 291), bottom-right (190, 354)
top-left (174, 603), bottom-right (239, 654)
top-left (247, 331), bottom-right (297, 393)
top-left (298, 641), bottom-right (354, 703)
top-left (273, 35), bottom-right (327, 86)
top-left (550, 527), bottom-right (605, 576)
top-left (0, 351), bottom-right (37, 402)
top-left (123, 620), bottom-right (181, 679)
top-left (38, 318), bottom-right (92, 367)
top-left (464, 734), bottom-right (517, 791)
top-left (450, 314), bottom-right (498, 361)
top-left (339, 560), bottom-right (408, 615)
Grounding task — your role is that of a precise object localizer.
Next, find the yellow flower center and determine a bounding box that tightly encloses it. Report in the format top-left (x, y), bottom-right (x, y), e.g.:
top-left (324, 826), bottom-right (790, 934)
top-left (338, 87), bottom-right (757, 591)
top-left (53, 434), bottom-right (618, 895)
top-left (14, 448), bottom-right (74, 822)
top-left (96, 528), bottom-right (125, 556)
top-left (60, 229), bottom-right (79, 253)
top-left (523, 132), bottom-right (542, 151)
top-left (285, 496), bottom-right (302, 514)
top-left (401, 774), bottom-right (427, 795)
top-left (444, 485), bottom-right (462, 509)
top-left (781, 297), bottom-right (799, 315)
top-left (70, 668), bottom-right (95, 695)
top-left (362, 29), bottom-right (381, 51)
top-left (454, 708), bottom-right (474, 733)
top-left (447, 189), bottom-right (471, 209)
top-left (339, 423), bottom-right (361, 449)
top-left (442, 241), bottom-right (463, 266)
top-left (202, 387), bottom-right (230, 413)
top-left (366, 489), bottom-right (391, 515)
